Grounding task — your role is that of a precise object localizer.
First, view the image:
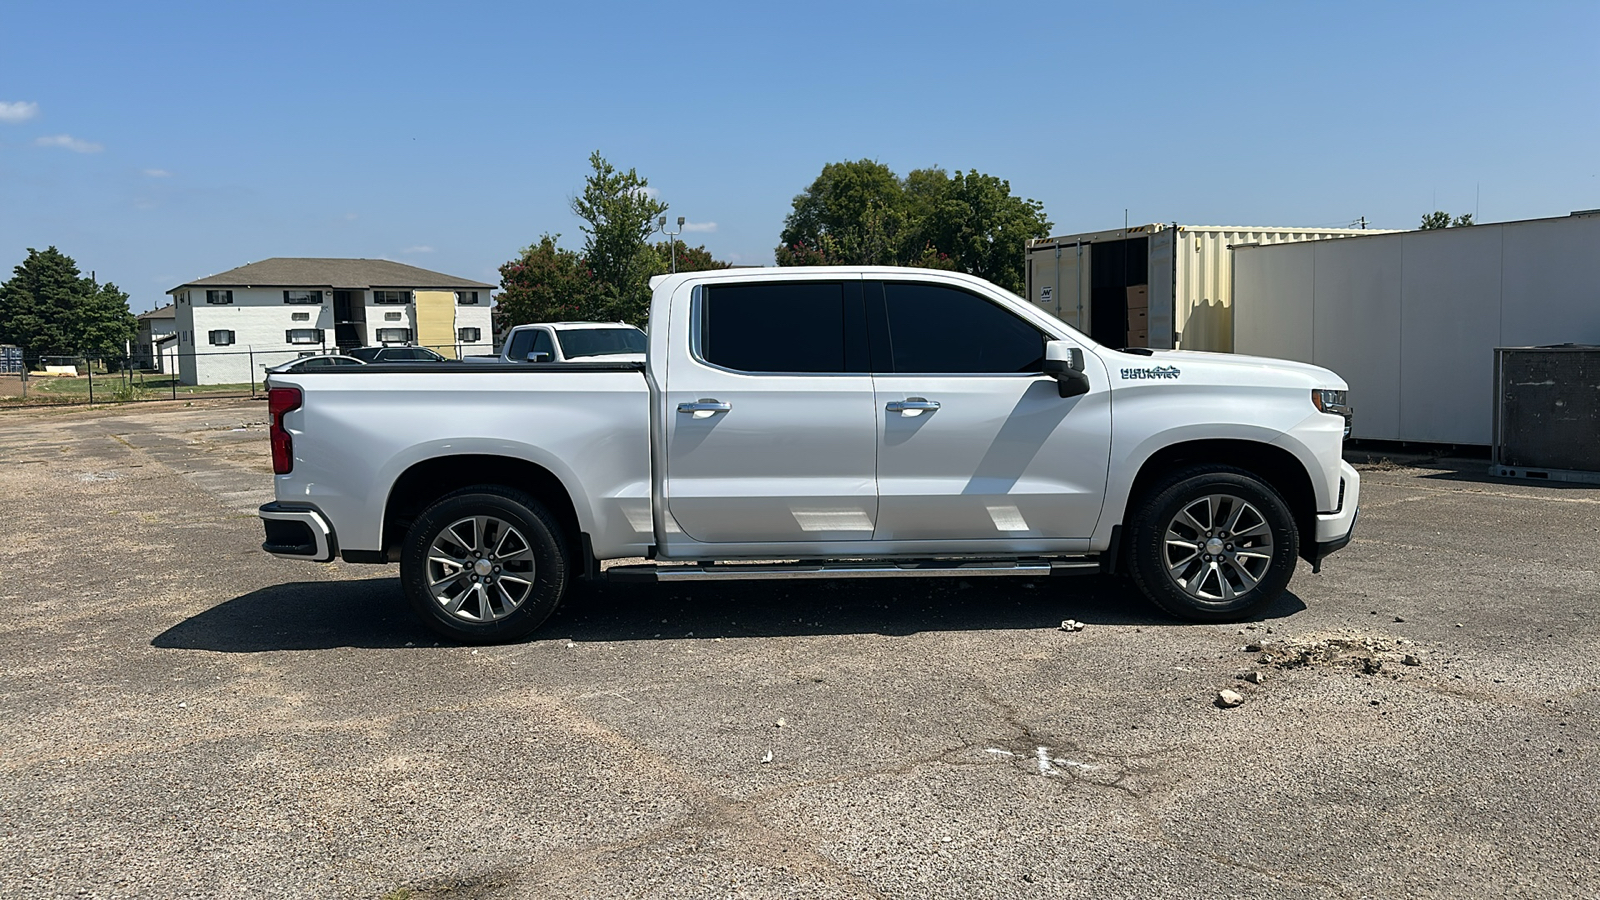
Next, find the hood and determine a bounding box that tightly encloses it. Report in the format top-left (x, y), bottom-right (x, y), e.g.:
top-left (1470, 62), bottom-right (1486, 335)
top-left (1102, 348), bottom-right (1347, 390)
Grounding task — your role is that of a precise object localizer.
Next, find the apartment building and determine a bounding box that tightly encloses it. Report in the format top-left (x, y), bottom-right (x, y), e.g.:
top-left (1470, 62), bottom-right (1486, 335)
top-left (170, 258), bottom-right (494, 384)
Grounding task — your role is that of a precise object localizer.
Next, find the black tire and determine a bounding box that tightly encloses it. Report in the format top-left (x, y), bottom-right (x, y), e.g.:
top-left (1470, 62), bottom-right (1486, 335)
top-left (1125, 465), bottom-right (1299, 622)
top-left (400, 486), bottom-right (570, 644)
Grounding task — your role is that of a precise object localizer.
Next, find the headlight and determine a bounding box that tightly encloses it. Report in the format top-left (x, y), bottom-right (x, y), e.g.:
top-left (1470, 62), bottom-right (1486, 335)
top-left (1312, 389), bottom-right (1352, 438)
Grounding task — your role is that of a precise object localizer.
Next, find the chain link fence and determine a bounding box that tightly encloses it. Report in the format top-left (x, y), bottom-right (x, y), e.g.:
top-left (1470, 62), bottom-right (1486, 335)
top-left (0, 343), bottom-right (485, 409)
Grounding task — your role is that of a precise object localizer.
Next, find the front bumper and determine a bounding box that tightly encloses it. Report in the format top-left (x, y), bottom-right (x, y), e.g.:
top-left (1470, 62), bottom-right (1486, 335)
top-left (1309, 460), bottom-right (1360, 571)
top-left (259, 502), bottom-right (336, 562)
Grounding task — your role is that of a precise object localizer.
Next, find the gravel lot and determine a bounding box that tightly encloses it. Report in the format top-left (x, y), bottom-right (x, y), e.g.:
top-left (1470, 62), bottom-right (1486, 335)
top-left (1, 399), bottom-right (1596, 899)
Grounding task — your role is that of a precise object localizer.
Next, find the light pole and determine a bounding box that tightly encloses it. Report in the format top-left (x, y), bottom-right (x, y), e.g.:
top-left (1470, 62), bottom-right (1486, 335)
top-left (658, 215), bottom-right (685, 274)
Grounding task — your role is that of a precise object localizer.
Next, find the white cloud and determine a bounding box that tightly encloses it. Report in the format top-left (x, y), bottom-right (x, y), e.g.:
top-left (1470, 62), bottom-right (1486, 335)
top-left (35, 134), bottom-right (103, 153)
top-left (681, 220), bottom-right (717, 233)
top-left (402, 245), bottom-right (435, 254)
top-left (142, 168), bottom-right (171, 177)
top-left (344, 212), bottom-right (359, 221)
top-left (0, 101), bottom-right (39, 123)
top-left (632, 185), bottom-right (660, 200)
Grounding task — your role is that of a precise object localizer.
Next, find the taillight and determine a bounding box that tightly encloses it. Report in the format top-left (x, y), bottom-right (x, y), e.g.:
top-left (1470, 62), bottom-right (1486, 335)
top-left (268, 386), bottom-right (302, 474)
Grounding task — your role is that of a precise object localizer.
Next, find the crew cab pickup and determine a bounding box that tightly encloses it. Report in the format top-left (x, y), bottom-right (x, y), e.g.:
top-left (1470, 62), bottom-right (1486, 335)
top-left (260, 266), bottom-right (1359, 643)
top-left (498, 322), bottom-right (647, 364)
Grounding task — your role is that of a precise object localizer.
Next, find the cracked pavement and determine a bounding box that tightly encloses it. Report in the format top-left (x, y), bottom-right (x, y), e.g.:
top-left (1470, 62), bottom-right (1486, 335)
top-left (1, 399), bottom-right (1596, 899)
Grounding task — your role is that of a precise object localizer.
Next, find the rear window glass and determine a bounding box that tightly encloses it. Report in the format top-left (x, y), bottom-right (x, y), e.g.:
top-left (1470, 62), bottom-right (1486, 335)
top-left (557, 328), bottom-right (646, 359)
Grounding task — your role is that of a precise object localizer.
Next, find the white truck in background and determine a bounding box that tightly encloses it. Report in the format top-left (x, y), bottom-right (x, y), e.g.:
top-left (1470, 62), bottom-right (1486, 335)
top-left (259, 266), bottom-right (1359, 643)
top-left (498, 322), bottom-right (646, 364)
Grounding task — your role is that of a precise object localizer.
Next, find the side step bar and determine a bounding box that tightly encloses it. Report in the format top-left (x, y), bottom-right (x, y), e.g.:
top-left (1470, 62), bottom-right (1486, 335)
top-left (605, 557), bottom-right (1100, 583)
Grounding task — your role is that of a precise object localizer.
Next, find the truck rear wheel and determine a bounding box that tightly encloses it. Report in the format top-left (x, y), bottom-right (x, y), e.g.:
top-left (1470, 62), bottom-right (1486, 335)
top-left (1126, 466), bottom-right (1298, 622)
top-left (400, 486), bottom-right (569, 644)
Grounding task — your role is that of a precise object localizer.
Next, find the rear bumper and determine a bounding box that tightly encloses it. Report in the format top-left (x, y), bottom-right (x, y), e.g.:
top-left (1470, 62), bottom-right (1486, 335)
top-left (259, 502), bottom-right (336, 562)
top-left (1309, 460), bottom-right (1360, 570)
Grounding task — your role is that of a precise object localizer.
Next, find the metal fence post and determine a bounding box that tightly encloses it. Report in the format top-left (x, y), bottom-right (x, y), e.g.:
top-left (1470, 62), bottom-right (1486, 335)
top-left (87, 358), bottom-right (94, 404)
top-left (249, 347), bottom-right (256, 398)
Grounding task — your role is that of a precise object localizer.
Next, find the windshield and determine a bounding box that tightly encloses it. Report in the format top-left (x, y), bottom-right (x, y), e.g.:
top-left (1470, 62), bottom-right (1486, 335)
top-left (556, 327), bottom-right (647, 359)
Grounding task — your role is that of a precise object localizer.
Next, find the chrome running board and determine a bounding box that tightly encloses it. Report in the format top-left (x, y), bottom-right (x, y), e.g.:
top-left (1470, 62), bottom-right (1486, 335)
top-left (604, 557), bottom-right (1099, 583)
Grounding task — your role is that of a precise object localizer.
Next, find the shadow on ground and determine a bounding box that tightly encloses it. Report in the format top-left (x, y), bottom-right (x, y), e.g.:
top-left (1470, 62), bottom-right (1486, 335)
top-left (154, 573), bottom-right (1308, 652)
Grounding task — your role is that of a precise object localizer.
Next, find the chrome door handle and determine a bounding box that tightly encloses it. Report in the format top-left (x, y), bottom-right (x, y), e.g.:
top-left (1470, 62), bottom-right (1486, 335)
top-left (886, 397), bottom-right (940, 416)
top-left (677, 399), bottom-right (731, 418)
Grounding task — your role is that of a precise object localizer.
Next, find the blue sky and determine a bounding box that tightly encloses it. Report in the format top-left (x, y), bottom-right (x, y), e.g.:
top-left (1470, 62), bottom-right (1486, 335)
top-left (2, 0), bottom-right (1596, 313)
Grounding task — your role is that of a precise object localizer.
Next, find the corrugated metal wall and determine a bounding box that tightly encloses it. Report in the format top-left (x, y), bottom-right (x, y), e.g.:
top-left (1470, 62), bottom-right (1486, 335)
top-left (1174, 227), bottom-right (1384, 352)
top-left (1027, 224), bottom-right (1386, 352)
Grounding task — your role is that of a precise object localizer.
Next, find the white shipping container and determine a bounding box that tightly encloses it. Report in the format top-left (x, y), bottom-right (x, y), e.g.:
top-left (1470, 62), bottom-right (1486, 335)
top-left (1025, 224), bottom-right (1387, 351)
top-left (1232, 210), bottom-right (1600, 445)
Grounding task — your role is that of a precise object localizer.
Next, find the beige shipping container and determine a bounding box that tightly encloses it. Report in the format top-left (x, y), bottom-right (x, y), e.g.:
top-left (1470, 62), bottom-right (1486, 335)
top-left (1025, 223), bottom-right (1390, 351)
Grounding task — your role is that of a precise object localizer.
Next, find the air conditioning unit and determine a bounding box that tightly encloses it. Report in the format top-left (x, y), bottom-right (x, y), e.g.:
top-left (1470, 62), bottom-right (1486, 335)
top-left (1493, 345), bottom-right (1600, 484)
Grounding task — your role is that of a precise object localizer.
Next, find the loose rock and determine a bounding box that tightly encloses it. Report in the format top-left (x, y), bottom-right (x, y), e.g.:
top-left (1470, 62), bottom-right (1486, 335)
top-left (1403, 654), bottom-right (1422, 666)
top-left (1215, 690), bottom-right (1245, 708)
top-left (1243, 671), bottom-right (1267, 685)
top-left (1058, 619), bottom-right (1085, 632)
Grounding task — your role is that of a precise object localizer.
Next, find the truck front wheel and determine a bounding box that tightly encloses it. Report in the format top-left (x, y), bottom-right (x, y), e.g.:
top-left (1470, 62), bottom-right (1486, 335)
top-left (400, 487), bottom-right (569, 643)
top-left (1126, 466), bottom-right (1299, 622)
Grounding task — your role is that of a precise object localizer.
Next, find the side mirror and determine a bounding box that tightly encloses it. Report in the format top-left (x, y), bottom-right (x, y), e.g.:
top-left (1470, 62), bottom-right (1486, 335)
top-left (1043, 340), bottom-right (1090, 398)
top-left (526, 351), bottom-right (552, 363)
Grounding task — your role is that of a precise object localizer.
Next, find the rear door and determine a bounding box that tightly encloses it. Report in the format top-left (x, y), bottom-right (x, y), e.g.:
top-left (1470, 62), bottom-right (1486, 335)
top-left (869, 278), bottom-right (1111, 542)
top-left (661, 278), bottom-right (879, 544)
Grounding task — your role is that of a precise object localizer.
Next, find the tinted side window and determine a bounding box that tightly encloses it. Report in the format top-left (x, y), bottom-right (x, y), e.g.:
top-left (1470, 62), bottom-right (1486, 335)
top-left (701, 282), bottom-right (863, 373)
top-left (531, 330), bottom-right (554, 359)
top-left (506, 329), bottom-right (537, 360)
top-left (881, 282), bottom-right (1045, 373)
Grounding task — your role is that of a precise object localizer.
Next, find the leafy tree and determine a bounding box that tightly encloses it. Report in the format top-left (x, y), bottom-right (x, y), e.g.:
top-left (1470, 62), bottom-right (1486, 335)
top-left (571, 151), bottom-right (667, 325)
top-left (495, 234), bottom-right (605, 331)
top-left (0, 246), bottom-right (134, 360)
top-left (497, 155), bottom-right (733, 330)
top-left (777, 159), bottom-right (907, 265)
top-left (774, 160), bottom-right (1051, 293)
top-left (1420, 211), bottom-right (1475, 230)
top-left (904, 168), bottom-right (1049, 294)
top-left (651, 241), bottom-right (732, 275)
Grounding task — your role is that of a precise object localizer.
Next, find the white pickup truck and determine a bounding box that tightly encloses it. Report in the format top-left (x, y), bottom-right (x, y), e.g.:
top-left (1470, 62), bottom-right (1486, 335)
top-left (260, 266), bottom-right (1358, 643)
top-left (498, 322), bottom-right (647, 364)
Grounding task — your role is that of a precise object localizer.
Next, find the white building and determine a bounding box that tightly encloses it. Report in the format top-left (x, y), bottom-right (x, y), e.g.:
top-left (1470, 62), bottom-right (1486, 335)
top-left (170, 258), bottom-right (494, 384)
top-left (134, 303), bottom-right (177, 371)
top-left (1232, 210), bottom-right (1600, 445)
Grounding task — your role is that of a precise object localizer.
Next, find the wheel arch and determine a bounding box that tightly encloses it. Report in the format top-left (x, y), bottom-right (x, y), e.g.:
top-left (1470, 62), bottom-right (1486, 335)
top-left (381, 454), bottom-right (583, 565)
top-left (1123, 439), bottom-right (1318, 562)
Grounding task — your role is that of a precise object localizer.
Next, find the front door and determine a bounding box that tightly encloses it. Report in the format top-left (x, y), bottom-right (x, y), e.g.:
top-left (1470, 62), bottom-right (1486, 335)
top-left (332, 290), bottom-right (363, 350)
top-left (869, 279), bottom-right (1112, 542)
top-left (662, 279), bottom-right (879, 546)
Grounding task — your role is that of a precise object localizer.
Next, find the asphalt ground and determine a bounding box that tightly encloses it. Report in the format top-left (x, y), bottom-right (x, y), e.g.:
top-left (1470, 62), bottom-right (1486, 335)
top-left (1, 398), bottom-right (1596, 900)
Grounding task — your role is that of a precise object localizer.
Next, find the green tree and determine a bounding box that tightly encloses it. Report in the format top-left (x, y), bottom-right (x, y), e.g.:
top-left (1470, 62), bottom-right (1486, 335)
top-left (0, 246), bottom-right (134, 360)
top-left (1420, 211), bottom-right (1475, 230)
top-left (777, 159), bottom-right (907, 265)
top-left (775, 160), bottom-right (1051, 293)
top-left (571, 151), bottom-right (668, 324)
top-left (495, 234), bottom-right (606, 330)
top-left (650, 241), bottom-right (732, 275)
top-left (903, 168), bottom-right (1050, 294)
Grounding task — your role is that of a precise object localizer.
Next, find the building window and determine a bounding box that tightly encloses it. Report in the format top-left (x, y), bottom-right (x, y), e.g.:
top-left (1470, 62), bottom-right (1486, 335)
top-left (291, 311), bottom-right (310, 322)
top-left (384, 312), bottom-right (402, 321)
top-left (283, 290), bottom-right (324, 304)
top-left (286, 328), bottom-right (324, 345)
top-left (206, 290), bottom-right (233, 305)
top-left (375, 327), bottom-right (412, 344)
top-left (455, 291), bottom-right (480, 305)
top-left (175, 290), bottom-right (190, 305)
top-left (373, 290), bottom-right (410, 304)
top-left (457, 327), bottom-right (481, 342)
top-left (208, 330), bottom-right (235, 346)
